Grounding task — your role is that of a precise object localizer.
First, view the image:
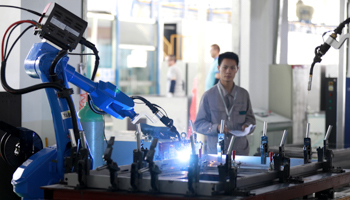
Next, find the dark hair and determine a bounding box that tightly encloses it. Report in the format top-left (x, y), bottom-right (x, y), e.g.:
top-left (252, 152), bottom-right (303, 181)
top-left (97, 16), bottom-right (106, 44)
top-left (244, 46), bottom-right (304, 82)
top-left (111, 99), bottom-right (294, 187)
top-left (168, 55), bottom-right (176, 62)
top-left (211, 44), bottom-right (220, 52)
top-left (218, 52), bottom-right (239, 66)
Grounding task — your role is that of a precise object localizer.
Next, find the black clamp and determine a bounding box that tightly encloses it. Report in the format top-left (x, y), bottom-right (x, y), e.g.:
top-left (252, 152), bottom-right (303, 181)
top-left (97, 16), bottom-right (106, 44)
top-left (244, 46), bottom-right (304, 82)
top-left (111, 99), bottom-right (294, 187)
top-left (319, 140), bottom-right (345, 173)
top-left (75, 131), bottom-right (92, 189)
top-left (130, 128), bottom-right (146, 191)
top-left (318, 126), bottom-right (345, 173)
top-left (97, 137), bottom-right (120, 190)
top-left (303, 137), bottom-right (312, 164)
top-left (303, 123), bottom-right (312, 164)
top-left (217, 154), bottom-right (253, 196)
top-left (130, 149), bottom-right (144, 191)
top-left (187, 135), bottom-right (200, 196)
top-left (57, 88), bottom-right (74, 98)
top-left (144, 138), bottom-right (161, 193)
top-left (217, 136), bottom-right (254, 196)
top-left (273, 130), bottom-right (304, 184)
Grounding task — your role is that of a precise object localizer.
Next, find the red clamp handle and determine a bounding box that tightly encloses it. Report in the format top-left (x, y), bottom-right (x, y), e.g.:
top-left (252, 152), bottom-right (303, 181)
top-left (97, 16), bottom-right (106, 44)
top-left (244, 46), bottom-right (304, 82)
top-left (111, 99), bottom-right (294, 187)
top-left (269, 152), bottom-right (273, 162)
top-left (232, 150), bottom-right (236, 160)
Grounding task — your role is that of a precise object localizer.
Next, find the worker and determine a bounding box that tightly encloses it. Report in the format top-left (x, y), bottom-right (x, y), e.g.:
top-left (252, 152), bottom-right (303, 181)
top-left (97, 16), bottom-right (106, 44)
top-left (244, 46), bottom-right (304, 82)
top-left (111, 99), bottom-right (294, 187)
top-left (166, 55), bottom-right (185, 97)
top-left (194, 52), bottom-right (255, 155)
top-left (204, 44), bottom-right (220, 91)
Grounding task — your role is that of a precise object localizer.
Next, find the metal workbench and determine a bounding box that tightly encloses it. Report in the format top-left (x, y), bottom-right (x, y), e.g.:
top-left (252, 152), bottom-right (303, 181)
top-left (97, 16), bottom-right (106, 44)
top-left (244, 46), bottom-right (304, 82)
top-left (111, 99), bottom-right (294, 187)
top-left (42, 153), bottom-right (350, 200)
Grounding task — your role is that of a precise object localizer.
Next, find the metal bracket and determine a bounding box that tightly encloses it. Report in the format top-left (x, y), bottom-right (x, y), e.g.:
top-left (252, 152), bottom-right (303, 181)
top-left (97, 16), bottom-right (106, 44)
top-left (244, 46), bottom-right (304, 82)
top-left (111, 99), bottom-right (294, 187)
top-left (318, 126), bottom-right (345, 174)
top-left (261, 122), bottom-right (269, 164)
top-left (145, 138), bottom-right (161, 193)
top-left (96, 137), bottom-right (120, 191)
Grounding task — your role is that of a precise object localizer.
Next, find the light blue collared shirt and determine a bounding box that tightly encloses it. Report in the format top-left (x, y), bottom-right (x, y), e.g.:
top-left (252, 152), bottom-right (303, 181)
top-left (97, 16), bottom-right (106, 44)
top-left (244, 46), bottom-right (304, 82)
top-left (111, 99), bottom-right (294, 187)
top-left (204, 57), bottom-right (219, 91)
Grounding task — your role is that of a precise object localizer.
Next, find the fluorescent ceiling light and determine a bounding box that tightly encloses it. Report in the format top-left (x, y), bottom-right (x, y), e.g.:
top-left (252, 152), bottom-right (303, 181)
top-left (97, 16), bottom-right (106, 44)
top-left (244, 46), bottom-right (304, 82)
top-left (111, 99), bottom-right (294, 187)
top-left (87, 12), bottom-right (115, 21)
top-left (119, 44), bottom-right (156, 51)
top-left (118, 17), bottom-right (156, 24)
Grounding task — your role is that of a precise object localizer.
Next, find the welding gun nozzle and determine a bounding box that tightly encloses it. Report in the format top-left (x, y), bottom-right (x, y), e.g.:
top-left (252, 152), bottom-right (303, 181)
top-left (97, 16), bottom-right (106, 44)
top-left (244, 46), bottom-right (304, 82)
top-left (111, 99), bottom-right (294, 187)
top-left (308, 76), bottom-right (312, 91)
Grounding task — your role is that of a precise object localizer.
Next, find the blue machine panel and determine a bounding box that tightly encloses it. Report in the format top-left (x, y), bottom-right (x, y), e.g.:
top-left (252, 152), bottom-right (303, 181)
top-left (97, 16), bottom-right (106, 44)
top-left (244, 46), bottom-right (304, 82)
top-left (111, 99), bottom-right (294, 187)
top-left (345, 78), bottom-right (350, 148)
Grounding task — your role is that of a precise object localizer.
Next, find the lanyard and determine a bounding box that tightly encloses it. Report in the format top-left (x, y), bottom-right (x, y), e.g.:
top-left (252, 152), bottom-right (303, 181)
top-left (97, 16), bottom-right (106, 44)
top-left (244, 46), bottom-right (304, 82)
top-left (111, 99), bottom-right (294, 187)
top-left (217, 84), bottom-right (237, 121)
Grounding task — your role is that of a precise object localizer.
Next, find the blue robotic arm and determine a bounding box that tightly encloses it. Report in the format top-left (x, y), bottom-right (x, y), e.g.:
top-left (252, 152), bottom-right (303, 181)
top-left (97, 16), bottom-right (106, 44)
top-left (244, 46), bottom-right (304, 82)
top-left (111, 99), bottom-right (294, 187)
top-left (64, 64), bottom-right (137, 120)
top-left (2, 3), bottom-right (179, 199)
top-left (10, 41), bottom-right (140, 199)
top-left (24, 42), bottom-right (138, 121)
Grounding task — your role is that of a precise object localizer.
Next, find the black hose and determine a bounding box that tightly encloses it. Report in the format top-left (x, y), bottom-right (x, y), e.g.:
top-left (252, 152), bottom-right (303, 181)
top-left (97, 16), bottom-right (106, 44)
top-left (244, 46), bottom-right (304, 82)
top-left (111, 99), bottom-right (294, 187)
top-left (130, 96), bottom-right (181, 141)
top-left (1, 24), bottom-right (65, 94)
top-left (1, 22), bottom-right (80, 142)
top-left (1, 62), bottom-right (64, 94)
top-left (309, 46), bottom-right (322, 76)
top-left (78, 37), bottom-right (105, 115)
top-left (65, 94), bottom-right (80, 140)
top-left (6, 25), bottom-right (34, 60)
top-left (79, 37), bottom-right (100, 81)
top-left (87, 95), bottom-right (105, 115)
top-left (4, 24), bottom-right (20, 59)
top-left (334, 17), bottom-right (350, 35)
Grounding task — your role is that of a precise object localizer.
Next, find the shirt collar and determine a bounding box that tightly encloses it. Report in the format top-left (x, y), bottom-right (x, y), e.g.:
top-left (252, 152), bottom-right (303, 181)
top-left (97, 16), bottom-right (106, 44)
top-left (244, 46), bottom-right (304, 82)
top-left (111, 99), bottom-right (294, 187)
top-left (218, 81), bottom-right (235, 97)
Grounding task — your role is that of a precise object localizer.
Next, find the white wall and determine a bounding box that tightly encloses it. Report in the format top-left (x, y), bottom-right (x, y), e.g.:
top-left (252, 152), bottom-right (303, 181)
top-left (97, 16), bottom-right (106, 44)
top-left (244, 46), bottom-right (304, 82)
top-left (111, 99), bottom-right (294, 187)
top-left (0, 0), bottom-right (83, 146)
top-left (0, 0), bottom-right (21, 91)
top-left (240, 0), bottom-right (278, 111)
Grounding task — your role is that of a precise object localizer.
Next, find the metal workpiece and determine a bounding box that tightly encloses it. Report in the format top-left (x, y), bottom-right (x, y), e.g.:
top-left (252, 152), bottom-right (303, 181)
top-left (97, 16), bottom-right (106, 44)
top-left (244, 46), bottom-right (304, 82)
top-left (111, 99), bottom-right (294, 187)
top-left (263, 121), bottom-right (267, 136)
top-left (189, 120), bottom-right (197, 143)
top-left (220, 120), bottom-right (225, 133)
top-left (68, 129), bottom-right (77, 148)
top-left (136, 124), bottom-right (142, 151)
top-left (227, 136), bottom-right (235, 155)
top-left (325, 125), bottom-right (333, 140)
top-left (280, 130), bottom-right (288, 147)
top-left (190, 135), bottom-right (196, 155)
top-left (51, 169), bottom-right (350, 199)
top-left (79, 131), bottom-right (87, 149)
top-left (189, 120), bottom-right (195, 134)
top-left (60, 151), bottom-right (350, 199)
top-left (305, 123), bottom-right (310, 138)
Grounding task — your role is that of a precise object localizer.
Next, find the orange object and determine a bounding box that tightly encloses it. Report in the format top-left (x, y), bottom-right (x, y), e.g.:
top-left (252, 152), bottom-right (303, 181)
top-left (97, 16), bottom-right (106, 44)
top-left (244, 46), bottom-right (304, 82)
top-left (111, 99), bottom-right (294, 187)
top-left (45, 137), bottom-right (48, 147)
top-left (269, 152), bottom-right (273, 162)
top-left (188, 77), bottom-right (198, 138)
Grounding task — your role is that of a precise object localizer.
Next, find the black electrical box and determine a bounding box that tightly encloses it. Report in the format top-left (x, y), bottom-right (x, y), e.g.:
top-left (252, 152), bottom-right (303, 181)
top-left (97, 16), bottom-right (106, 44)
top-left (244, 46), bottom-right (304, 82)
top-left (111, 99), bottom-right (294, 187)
top-left (36, 3), bottom-right (87, 51)
top-left (324, 78), bottom-right (337, 148)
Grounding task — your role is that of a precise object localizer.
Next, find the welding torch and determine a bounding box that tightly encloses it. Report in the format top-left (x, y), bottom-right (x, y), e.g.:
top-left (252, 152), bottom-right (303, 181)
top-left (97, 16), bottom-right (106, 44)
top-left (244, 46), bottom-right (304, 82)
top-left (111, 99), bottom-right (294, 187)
top-left (308, 17), bottom-right (350, 91)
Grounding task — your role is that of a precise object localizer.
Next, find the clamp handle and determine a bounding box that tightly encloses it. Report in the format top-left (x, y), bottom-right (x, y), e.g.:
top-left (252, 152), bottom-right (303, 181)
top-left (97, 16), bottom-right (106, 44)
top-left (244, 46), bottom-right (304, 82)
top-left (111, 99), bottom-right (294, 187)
top-left (269, 152), bottom-right (273, 162)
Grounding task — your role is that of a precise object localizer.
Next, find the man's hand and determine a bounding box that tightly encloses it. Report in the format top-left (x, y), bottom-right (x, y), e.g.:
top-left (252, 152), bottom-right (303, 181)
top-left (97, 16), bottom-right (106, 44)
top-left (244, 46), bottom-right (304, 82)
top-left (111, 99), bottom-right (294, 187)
top-left (218, 124), bottom-right (229, 133)
top-left (242, 124), bottom-right (249, 131)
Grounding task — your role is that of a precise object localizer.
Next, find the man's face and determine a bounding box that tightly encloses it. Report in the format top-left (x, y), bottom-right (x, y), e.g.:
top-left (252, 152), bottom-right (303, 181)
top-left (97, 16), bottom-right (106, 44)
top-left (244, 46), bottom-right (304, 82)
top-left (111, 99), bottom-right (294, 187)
top-left (210, 47), bottom-right (219, 58)
top-left (218, 58), bottom-right (238, 82)
top-left (167, 57), bottom-right (175, 67)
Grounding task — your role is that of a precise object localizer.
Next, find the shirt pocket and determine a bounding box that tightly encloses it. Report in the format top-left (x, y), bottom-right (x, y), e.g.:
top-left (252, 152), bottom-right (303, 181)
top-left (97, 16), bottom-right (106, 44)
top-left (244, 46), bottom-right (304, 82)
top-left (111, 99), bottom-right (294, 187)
top-left (210, 108), bottom-right (227, 123)
top-left (233, 105), bottom-right (246, 124)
